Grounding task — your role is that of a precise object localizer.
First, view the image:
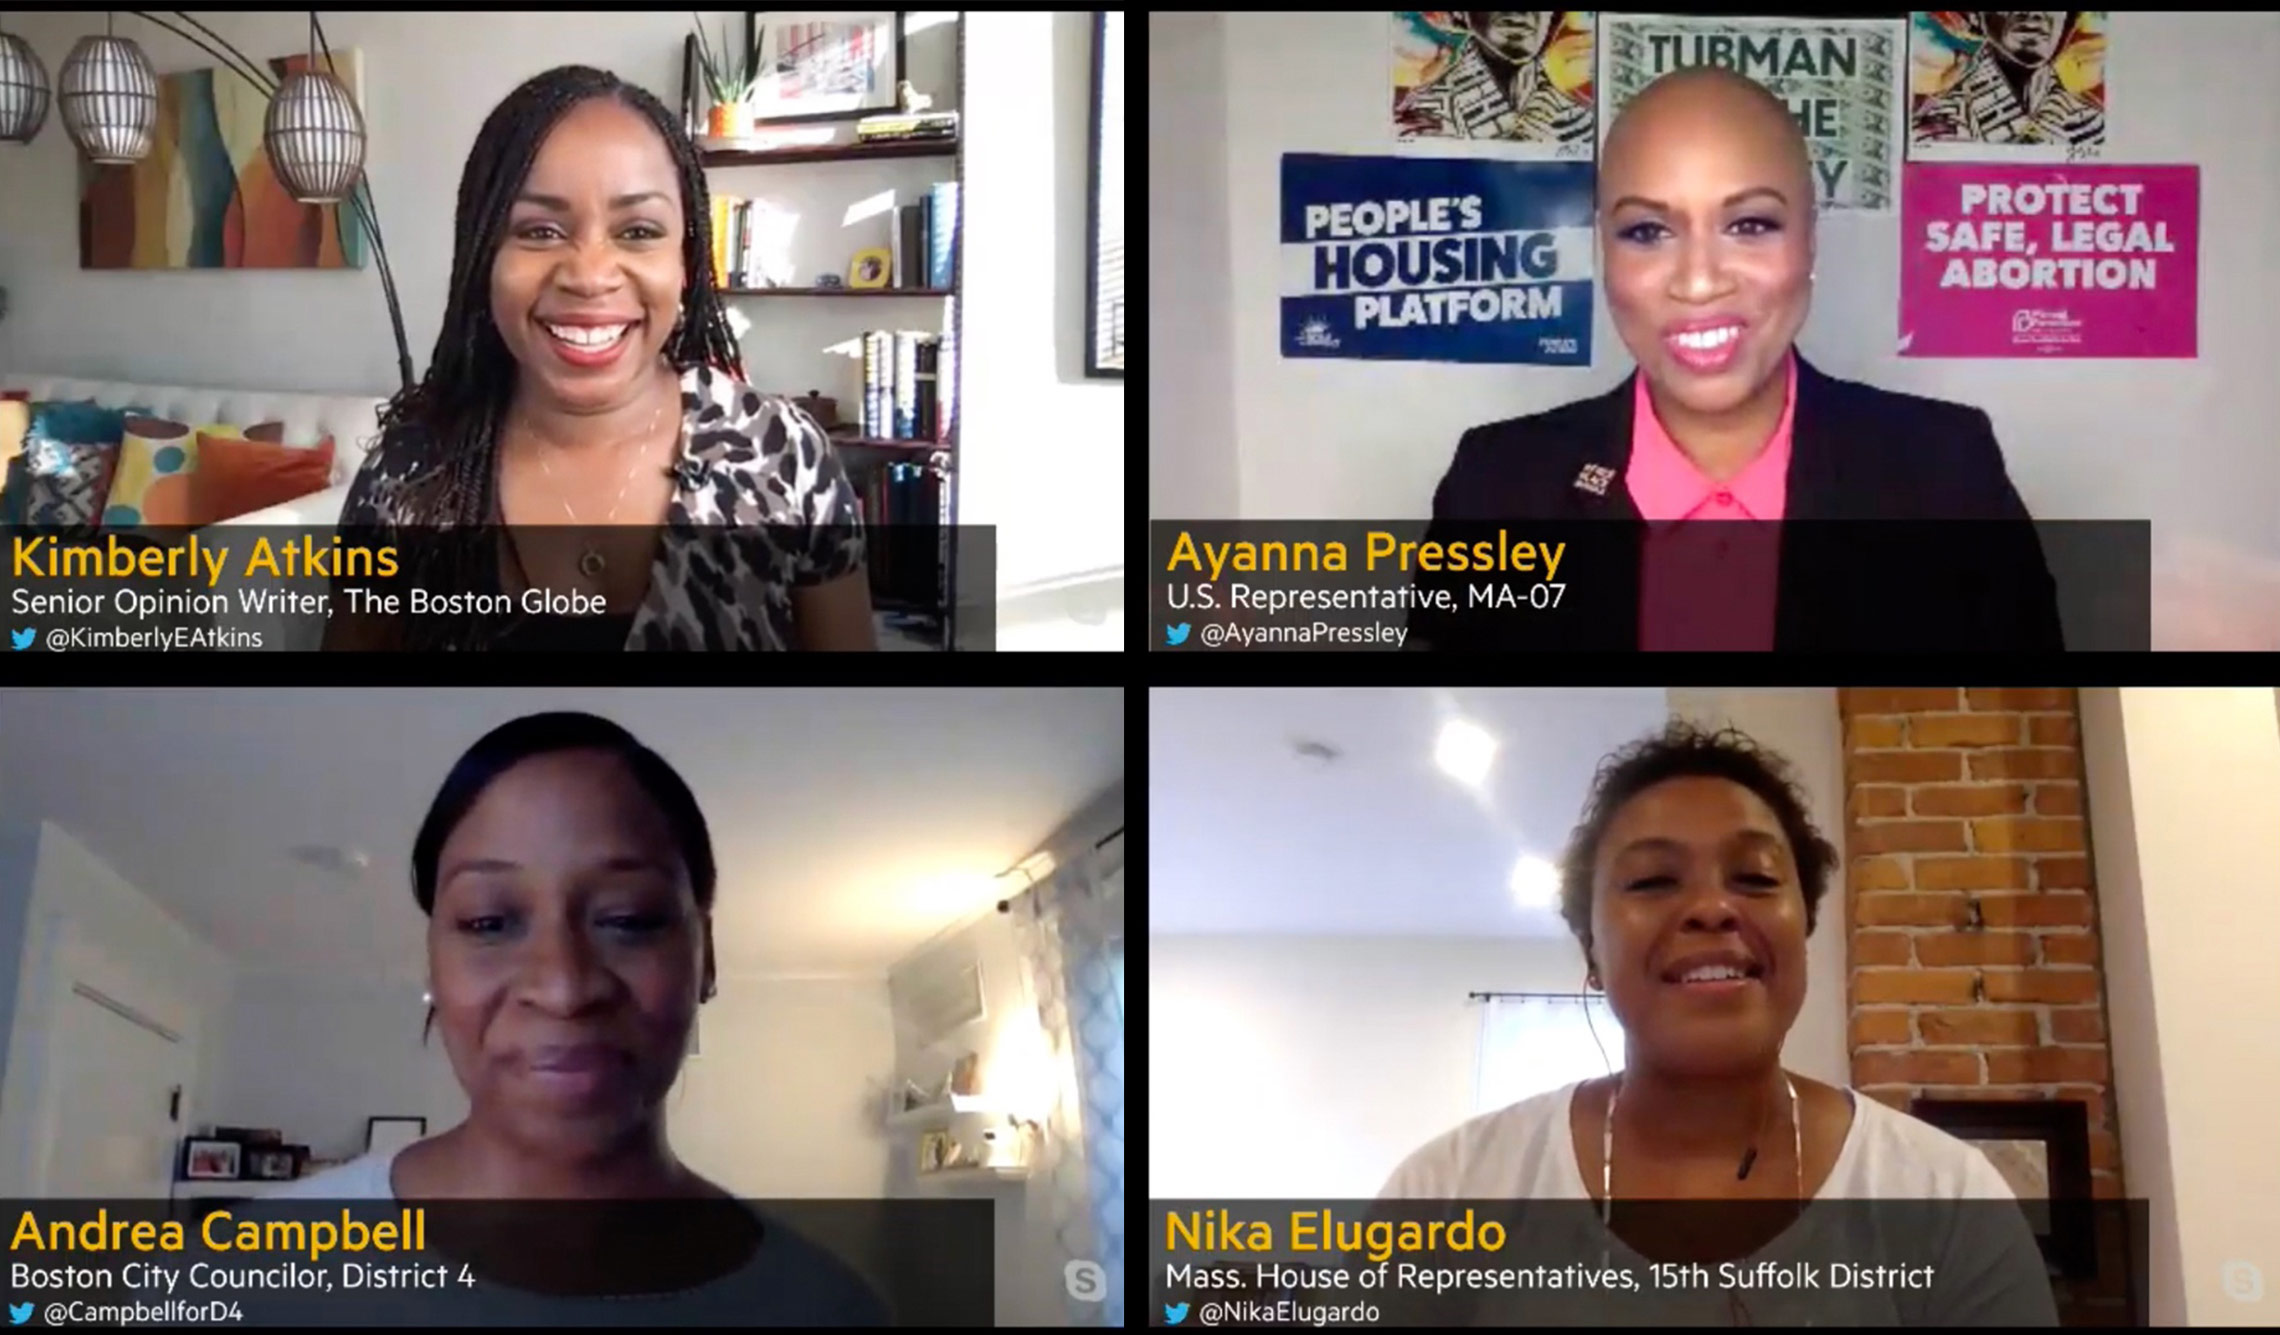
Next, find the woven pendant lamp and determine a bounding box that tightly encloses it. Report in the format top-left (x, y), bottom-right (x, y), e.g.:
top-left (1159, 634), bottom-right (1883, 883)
top-left (57, 21), bottom-right (158, 164)
top-left (0, 26), bottom-right (52, 144)
top-left (263, 21), bottom-right (365, 204)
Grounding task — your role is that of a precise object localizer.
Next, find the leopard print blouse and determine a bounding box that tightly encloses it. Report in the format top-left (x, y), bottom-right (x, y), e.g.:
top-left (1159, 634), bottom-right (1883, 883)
top-left (339, 365), bottom-right (865, 650)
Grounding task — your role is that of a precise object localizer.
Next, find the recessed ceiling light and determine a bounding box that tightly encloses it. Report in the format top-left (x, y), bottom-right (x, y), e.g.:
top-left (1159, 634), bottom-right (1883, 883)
top-left (289, 844), bottom-right (371, 877)
top-left (1434, 718), bottom-right (1497, 788)
top-left (1510, 855), bottom-right (1559, 909)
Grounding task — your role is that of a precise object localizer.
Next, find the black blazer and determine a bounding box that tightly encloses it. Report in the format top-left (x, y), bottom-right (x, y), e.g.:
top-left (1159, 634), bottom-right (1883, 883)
top-left (1413, 355), bottom-right (2065, 653)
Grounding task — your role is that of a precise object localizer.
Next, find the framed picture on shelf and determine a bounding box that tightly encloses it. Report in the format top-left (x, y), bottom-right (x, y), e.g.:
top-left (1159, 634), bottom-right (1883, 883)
top-left (744, 12), bottom-right (905, 124)
top-left (244, 1145), bottom-right (307, 1182)
top-left (1086, 10), bottom-right (1125, 378)
top-left (365, 1116), bottom-right (427, 1157)
top-left (181, 1138), bottom-right (242, 1181)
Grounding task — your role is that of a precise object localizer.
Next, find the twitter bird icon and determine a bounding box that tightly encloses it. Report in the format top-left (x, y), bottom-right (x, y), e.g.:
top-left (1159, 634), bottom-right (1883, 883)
top-left (10, 628), bottom-right (32, 651)
top-left (1163, 1302), bottom-right (1189, 1325)
top-left (1164, 623), bottom-right (1190, 647)
top-left (9, 1300), bottom-right (33, 1324)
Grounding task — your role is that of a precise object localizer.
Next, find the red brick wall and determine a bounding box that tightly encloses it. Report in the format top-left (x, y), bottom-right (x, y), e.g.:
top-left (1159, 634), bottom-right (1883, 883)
top-left (1837, 688), bottom-right (2124, 1201)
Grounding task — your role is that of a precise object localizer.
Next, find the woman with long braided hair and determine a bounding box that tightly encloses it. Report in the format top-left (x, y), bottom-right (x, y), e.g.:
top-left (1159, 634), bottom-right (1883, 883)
top-left (325, 66), bottom-right (876, 650)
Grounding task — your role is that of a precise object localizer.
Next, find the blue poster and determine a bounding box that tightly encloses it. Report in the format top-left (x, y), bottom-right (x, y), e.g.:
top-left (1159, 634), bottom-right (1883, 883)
top-left (1280, 153), bottom-right (1594, 365)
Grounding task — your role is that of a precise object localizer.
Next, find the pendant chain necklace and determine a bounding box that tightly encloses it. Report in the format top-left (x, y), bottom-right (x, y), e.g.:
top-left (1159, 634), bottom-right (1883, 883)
top-left (521, 389), bottom-right (675, 582)
top-left (1600, 1072), bottom-right (1802, 1326)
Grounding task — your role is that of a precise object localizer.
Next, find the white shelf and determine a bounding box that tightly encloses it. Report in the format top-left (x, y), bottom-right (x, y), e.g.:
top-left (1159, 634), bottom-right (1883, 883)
top-left (173, 1180), bottom-right (284, 1200)
top-left (913, 1163), bottom-right (1030, 1187)
top-left (885, 1093), bottom-right (1001, 1129)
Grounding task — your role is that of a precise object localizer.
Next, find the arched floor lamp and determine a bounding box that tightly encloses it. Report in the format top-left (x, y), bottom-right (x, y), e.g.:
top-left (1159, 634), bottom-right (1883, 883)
top-left (0, 11), bottom-right (413, 395)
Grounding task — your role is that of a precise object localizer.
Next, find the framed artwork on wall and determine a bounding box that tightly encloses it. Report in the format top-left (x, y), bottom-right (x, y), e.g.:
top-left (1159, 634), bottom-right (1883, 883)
top-left (1910, 1096), bottom-right (2096, 1279)
top-left (1086, 10), bottom-right (1125, 379)
top-left (743, 12), bottom-right (905, 125)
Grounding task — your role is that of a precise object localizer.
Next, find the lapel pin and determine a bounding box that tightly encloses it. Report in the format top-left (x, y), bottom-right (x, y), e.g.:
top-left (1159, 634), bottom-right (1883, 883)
top-left (1574, 463), bottom-right (1616, 497)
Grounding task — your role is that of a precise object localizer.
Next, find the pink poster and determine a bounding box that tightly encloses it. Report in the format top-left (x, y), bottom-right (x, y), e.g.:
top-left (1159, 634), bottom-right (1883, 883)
top-left (1900, 163), bottom-right (2199, 358)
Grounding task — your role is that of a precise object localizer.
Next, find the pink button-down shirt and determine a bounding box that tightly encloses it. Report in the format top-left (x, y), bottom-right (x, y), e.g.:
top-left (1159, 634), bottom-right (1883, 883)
top-left (1626, 354), bottom-right (1796, 651)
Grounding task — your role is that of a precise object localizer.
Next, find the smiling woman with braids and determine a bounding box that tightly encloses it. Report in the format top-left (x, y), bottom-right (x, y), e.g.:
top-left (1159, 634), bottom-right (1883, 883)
top-left (325, 66), bottom-right (876, 651)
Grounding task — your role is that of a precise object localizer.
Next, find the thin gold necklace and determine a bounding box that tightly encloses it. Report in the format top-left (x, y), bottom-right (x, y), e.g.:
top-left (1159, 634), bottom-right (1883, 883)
top-left (520, 392), bottom-right (673, 581)
top-left (1600, 1072), bottom-right (1802, 1325)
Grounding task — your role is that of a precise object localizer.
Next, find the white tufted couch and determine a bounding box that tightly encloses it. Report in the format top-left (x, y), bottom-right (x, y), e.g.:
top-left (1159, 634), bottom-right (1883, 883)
top-left (5, 369), bottom-right (391, 649)
top-left (3, 369), bottom-right (388, 529)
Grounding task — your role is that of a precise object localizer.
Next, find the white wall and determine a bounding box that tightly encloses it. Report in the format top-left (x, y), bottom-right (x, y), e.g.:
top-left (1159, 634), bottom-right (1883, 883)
top-left (958, 11), bottom-right (1124, 644)
top-left (0, 820), bottom-right (235, 1197)
top-left (2078, 688), bottom-right (2280, 1326)
top-left (196, 974), bottom-right (465, 1165)
top-left (0, 10), bottom-right (1122, 631)
top-left (1150, 13), bottom-right (2280, 582)
top-left (1146, 13), bottom-right (1238, 521)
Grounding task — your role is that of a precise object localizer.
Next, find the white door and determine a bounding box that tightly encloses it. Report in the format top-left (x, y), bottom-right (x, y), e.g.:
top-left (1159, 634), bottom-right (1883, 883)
top-left (39, 984), bottom-right (190, 1198)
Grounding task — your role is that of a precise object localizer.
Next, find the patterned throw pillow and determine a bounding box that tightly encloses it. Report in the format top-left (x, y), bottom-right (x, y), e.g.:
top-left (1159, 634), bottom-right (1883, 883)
top-left (103, 417), bottom-right (206, 527)
top-left (14, 399), bottom-right (148, 529)
top-left (20, 436), bottom-right (122, 527)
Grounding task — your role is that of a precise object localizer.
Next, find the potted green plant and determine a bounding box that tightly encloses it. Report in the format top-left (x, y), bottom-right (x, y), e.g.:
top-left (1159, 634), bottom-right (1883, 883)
top-left (691, 14), bottom-right (759, 138)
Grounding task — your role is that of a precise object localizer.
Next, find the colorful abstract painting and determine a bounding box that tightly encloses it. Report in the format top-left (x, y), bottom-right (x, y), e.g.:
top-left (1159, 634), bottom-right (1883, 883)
top-left (80, 48), bottom-right (368, 270)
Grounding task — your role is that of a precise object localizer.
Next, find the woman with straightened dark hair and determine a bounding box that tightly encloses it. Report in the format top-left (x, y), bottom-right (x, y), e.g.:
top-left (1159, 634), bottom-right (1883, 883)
top-left (1377, 721), bottom-right (2056, 1325)
top-left (269, 712), bottom-right (886, 1323)
top-left (324, 66), bottom-right (876, 651)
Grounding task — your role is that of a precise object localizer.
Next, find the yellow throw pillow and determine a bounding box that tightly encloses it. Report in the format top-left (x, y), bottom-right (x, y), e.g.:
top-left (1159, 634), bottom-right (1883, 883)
top-left (102, 419), bottom-right (237, 527)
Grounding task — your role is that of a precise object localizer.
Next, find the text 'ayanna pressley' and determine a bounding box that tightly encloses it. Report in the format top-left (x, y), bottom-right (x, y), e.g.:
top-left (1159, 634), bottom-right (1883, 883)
top-left (1163, 530), bottom-right (1567, 582)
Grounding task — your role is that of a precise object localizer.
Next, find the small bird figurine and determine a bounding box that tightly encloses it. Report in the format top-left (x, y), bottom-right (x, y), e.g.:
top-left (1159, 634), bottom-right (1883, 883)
top-left (898, 79), bottom-right (933, 114)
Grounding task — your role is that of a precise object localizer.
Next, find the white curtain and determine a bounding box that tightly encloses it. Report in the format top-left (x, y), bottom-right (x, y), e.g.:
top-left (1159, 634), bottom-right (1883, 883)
top-left (1008, 833), bottom-right (1125, 1326)
top-left (1473, 994), bottom-right (1625, 1115)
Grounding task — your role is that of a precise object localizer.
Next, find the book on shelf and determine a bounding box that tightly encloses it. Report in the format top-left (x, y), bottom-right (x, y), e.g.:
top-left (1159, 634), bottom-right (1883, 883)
top-left (861, 460), bottom-right (948, 613)
top-left (709, 196), bottom-right (784, 290)
top-left (851, 328), bottom-right (945, 443)
top-left (856, 111), bottom-right (959, 142)
top-left (927, 183), bottom-right (958, 291)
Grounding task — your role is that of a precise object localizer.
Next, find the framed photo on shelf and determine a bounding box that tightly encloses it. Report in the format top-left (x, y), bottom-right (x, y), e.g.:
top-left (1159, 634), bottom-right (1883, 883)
top-left (744, 12), bottom-right (905, 125)
top-left (1085, 10), bottom-right (1125, 379)
top-left (1910, 1096), bottom-right (2097, 1279)
top-left (244, 1145), bottom-right (308, 1182)
top-left (365, 1115), bottom-right (427, 1157)
top-left (181, 1137), bottom-right (242, 1181)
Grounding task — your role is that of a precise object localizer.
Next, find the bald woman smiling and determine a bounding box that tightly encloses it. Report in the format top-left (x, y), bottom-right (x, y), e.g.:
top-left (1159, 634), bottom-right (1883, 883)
top-left (1416, 68), bottom-right (2065, 655)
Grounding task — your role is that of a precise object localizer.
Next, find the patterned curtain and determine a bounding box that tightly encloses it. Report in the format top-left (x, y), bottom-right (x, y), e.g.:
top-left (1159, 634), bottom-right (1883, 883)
top-left (1009, 831), bottom-right (1125, 1326)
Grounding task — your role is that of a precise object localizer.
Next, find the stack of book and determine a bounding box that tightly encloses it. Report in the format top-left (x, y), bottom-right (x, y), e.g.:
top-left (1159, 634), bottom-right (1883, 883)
top-left (857, 461), bottom-right (949, 612)
top-left (889, 182), bottom-right (959, 291)
top-left (709, 194), bottom-right (781, 291)
top-left (855, 110), bottom-right (959, 144)
top-left (708, 183), bottom-right (957, 293)
top-left (855, 330), bottom-right (944, 442)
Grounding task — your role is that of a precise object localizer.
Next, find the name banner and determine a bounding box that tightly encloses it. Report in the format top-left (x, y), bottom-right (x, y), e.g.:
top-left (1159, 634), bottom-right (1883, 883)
top-left (1279, 153), bottom-right (1593, 365)
top-left (1900, 163), bottom-right (2199, 358)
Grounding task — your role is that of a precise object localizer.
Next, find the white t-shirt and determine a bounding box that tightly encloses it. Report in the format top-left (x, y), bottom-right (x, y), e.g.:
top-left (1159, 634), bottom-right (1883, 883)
top-left (1370, 1079), bottom-right (2059, 1325)
top-left (212, 1145), bottom-right (889, 1326)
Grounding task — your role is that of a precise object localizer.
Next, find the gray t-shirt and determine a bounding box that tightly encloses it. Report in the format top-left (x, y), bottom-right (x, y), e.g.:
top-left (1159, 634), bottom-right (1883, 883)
top-left (216, 1147), bottom-right (890, 1326)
